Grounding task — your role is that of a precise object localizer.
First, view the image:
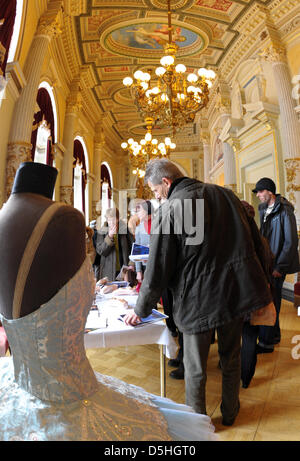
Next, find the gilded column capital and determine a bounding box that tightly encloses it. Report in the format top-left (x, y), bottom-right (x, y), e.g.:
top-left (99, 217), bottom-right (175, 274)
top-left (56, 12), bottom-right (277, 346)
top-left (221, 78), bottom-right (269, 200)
top-left (200, 132), bottom-right (210, 145)
top-left (36, 1), bottom-right (63, 40)
top-left (66, 92), bottom-right (82, 114)
top-left (5, 142), bottom-right (32, 199)
top-left (227, 137), bottom-right (241, 153)
top-left (60, 185), bottom-right (73, 205)
top-left (215, 94), bottom-right (231, 115)
top-left (260, 43), bottom-right (287, 65)
top-left (284, 158), bottom-right (300, 206)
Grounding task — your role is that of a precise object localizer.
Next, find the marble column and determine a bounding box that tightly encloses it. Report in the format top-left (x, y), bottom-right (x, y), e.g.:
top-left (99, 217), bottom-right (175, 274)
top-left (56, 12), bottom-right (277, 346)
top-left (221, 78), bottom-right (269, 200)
top-left (60, 79), bottom-right (82, 205)
top-left (200, 133), bottom-right (211, 183)
top-left (92, 125), bottom-right (104, 221)
top-left (5, 6), bottom-right (62, 199)
top-left (263, 44), bottom-right (300, 232)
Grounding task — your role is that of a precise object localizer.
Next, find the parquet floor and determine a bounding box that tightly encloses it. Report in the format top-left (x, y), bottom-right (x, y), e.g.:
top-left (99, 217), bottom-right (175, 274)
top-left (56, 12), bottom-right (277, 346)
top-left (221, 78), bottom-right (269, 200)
top-left (86, 299), bottom-right (300, 441)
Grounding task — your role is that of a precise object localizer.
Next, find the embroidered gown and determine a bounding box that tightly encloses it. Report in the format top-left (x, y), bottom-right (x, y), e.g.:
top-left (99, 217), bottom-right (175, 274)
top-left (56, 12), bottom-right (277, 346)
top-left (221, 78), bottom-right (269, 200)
top-left (0, 255), bottom-right (218, 441)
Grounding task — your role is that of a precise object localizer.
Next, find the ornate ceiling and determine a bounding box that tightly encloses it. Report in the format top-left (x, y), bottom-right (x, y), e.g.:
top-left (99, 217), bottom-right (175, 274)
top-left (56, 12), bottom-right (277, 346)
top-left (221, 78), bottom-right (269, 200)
top-left (63, 0), bottom-right (274, 154)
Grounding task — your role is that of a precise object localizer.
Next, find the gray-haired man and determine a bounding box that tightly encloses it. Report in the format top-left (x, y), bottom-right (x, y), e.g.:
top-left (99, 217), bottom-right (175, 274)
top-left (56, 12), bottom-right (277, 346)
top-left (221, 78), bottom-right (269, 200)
top-left (125, 159), bottom-right (272, 425)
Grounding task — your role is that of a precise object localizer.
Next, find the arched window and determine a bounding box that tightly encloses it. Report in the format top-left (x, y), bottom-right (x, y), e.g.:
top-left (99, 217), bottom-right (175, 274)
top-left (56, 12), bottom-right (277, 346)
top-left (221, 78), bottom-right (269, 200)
top-left (101, 163), bottom-right (113, 225)
top-left (73, 138), bottom-right (88, 218)
top-left (0, 0), bottom-right (17, 77)
top-left (31, 87), bottom-right (55, 165)
top-left (7, 0), bottom-right (23, 64)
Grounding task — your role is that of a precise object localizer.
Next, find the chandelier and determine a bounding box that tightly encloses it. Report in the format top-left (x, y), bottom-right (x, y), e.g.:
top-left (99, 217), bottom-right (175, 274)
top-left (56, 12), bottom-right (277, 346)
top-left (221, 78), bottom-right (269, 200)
top-left (123, 0), bottom-right (216, 133)
top-left (121, 117), bottom-right (176, 179)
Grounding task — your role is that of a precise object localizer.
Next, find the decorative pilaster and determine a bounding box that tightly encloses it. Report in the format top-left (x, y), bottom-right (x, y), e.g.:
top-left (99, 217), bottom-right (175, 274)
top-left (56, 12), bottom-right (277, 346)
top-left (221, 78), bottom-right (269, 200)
top-left (262, 44), bottom-right (300, 162)
top-left (5, 2), bottom-right (62, 199)
top-left (260, 39), bottom-right (300, 241)
top-left (60, 77), bottom-right (82, 205)
top-left (284, 158), bottom-right (300, 232)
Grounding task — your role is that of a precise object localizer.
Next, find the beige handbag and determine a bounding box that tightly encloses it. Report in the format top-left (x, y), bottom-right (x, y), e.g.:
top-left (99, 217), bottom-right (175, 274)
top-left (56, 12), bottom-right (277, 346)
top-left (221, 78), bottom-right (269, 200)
top-left (250, 301), bottom-right (276, 326)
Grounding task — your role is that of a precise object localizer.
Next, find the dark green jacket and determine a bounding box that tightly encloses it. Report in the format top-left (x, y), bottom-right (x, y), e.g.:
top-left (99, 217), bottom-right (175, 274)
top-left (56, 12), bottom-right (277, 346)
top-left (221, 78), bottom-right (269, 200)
top-left (135, 178), bottom-right (272, 334)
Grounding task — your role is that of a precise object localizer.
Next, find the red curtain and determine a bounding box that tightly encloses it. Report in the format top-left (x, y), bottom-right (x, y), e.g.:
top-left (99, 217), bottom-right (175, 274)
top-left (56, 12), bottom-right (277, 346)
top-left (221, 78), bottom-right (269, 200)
top-left (0, 0), bottom-right (17, 76)
top-left (31, 87), bottom-right (55, 163)
top-left (73, 139), bottom-right (87, 214)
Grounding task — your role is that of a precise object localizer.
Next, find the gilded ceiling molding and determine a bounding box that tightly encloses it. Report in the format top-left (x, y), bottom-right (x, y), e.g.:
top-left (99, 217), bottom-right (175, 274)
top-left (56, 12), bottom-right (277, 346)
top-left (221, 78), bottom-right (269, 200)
top-left (60, 14), bottom-right (82, 81)
top-left (63, 0), bottom-right (88, 16)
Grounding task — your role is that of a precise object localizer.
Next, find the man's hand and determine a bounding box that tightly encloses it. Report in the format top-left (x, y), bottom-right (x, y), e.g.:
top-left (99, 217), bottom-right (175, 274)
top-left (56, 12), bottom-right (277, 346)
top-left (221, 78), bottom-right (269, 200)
top-left (272, 270), bottom-right (282, 278)
top-left (124, 310), bottom-right (142, 326)
top-left (108, 224), bottom-right (117, 239)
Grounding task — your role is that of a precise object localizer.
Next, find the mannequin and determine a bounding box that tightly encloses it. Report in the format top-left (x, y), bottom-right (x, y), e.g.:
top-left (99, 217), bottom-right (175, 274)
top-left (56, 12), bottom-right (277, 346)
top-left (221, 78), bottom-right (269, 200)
top-left (0, 162), bottom-right (86, 319)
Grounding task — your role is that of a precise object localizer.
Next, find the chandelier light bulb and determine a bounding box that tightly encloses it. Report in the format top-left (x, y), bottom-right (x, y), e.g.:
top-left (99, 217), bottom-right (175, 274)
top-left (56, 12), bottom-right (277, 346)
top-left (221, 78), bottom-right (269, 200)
top-left (151, 86), bottom-right (160, 95)
top-left (155, 67), bottom-right (166, 76)
top-left (171, 143), bottom-right (176, 149)
top-left (177, 93), bottom-right (185, 100)
top-left (142, 72), bottom-right (151, 81)
top-left (145, 132), bottom-right (152, 142)
top-left (161, 93), bottom-right (169, 102)
top-left (121, 142), bottom-right (128, 149)
top-left (140, 82), bottom-right (148, 90)
top-left (140, 139), bottom-right (146, 145)
top-left (160, 55), bottom-right (174, 67)
top-left (134, 70), bottom-right (144, 80)
top-left (128, 138), bottom-right (134, 144)
top-left (152, 138), bottom-right (158, 145)
top-left (123, 77), bottom-right (133, 87)
top-left (198, 68), bottom-right (209, 78)
top-left (133, 169), bottom-right (137, 175)
top-left (187, 73), bottom-right (198, 83)
top-left (165, 137), bottom-right (171, 146)
top-left (187, 85), bottom-right (196, 93)
top-left (175, 64), bottom-right (186, 73)
top-left (206, 70), bottom-right (216, 80)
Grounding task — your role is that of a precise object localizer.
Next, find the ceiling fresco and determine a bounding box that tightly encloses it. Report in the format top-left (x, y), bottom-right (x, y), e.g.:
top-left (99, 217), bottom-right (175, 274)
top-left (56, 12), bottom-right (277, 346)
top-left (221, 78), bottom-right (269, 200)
top-left (74, 0), bottom-right (271, 152)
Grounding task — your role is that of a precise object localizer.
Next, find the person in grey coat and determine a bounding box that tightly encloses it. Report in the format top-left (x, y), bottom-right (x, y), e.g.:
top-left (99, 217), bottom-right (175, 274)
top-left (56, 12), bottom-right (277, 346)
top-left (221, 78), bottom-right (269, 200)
top-left (133, 200), bottom-right (153, 283)
top-left (252, 177), bottom-right (300, 352)
top-left (125, 159), bottom-right (272, 426)
top-left (95, 208), bottom-right (133, 281)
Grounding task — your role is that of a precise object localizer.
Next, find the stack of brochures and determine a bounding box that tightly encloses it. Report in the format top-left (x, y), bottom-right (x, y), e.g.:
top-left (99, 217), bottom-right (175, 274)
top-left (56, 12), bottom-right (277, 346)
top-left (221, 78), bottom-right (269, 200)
top-left (118, 309), bottom-right (168, 326)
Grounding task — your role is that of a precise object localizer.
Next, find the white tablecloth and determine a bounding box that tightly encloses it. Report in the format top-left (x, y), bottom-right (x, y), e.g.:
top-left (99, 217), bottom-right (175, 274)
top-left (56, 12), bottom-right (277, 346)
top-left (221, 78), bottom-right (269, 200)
top-left (84, 293), bottom-right (177, 359)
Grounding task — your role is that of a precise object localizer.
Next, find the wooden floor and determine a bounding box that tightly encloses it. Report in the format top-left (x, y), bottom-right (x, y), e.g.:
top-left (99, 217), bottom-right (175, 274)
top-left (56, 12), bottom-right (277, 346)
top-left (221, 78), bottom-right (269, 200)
top-left (87, 299), bottom-right (300, 441)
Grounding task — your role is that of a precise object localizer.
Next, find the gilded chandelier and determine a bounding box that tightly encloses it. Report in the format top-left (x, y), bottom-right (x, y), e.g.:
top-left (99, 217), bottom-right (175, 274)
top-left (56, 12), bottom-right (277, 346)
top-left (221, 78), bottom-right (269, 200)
top-left (121, 117), bottom-right (176, 178)
top-left (123, 0), bottom-right (216, 133)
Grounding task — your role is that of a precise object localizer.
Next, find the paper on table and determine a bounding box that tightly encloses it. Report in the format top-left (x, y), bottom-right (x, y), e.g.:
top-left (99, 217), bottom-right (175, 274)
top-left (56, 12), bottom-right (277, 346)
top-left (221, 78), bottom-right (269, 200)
top-left (85, 310), bottom-right (108, 331)
top-left (118, 309), bottom-right (168, 327)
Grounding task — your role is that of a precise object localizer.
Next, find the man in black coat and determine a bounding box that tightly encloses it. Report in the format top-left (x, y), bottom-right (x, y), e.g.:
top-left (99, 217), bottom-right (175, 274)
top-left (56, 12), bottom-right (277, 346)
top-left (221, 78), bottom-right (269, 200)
top-left (125, 159), bottom-right (272, 426)
top-left (252, 177), bottom-right (300, 353)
